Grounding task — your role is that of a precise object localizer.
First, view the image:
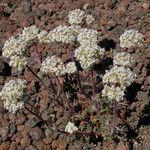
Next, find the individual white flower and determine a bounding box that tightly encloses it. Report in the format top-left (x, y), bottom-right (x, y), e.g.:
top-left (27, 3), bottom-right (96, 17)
top-left (120, 30), bottom-right (144, 48)
top-left (113, 52), bottom-right (134, 67)
top-left (65, 62), bottom-right (77, 74)
top-left (9, 55), bottom-right (27, 71)
top-left (0, 79), bottom-right (27, 113)
top-left (102, 85), bottom-right (124, 101)
top-left (21, 25), bottom-right (39, 42)
top-left (103, 66), bottom-right (136, 89)
top-left (2, 36), bottom-right (26, 58)
top-left (77, 28), bottom-right (98, 46)
top-left (65, 122), bottom-right (78, 134)
top-left (68, 9), bottom-right (86, 25)
top-left (74, 45), bottom-right (105, 70)
top-left (40, 55), bottom-right (66, 76)
top-left (86, 14), bottom-right (95, 25)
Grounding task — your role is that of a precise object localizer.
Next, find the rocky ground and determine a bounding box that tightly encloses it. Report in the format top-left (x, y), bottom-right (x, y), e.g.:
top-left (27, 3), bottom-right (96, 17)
top-left (0, 0), bottom-right (150, 150)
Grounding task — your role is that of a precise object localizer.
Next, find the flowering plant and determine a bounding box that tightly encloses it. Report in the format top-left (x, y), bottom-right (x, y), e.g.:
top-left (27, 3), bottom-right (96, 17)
top-left (0, 9), bottom-right (144, 140)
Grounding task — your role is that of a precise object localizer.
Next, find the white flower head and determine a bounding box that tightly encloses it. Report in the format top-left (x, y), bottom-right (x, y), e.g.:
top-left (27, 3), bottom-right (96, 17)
top-left (40, 55), bottom-right (66, 76)
top-left (103, 66), bottom-right (136, 89)
top-left (102, 85), bottom-right (124, 101)
top-left (120, 30), bottom-right (144, 48)
top-left (0, 79), bottom-right (27, 113)
top-left (75, 45), bottom-right (105, 70)
top-left (113, 52), bottom-right (134, 67)
top-left (65, 62), bottom-right (77, 74)
top-left (77, 28), bottom-right (98, 46)
top-left (49, 25), bottom-right (76, 44)
top-left (21, 25), bottom-right (39, 42)
top-left (65, 122), bottom-right (78, 134)
top-left (2, 36), bottom-right (26, 58)
top-left (86, 14), bottom-right (95, 25)
top-left (9, 55), bottom-right (27, 71)
top-left (68, 9), bottom-right (86, 25)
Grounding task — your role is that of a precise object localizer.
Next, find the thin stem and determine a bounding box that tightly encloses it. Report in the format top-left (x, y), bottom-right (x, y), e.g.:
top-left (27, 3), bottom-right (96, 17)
top-left (55, 76), bottom-right (71, 112)
top-left (76, 72), bottom-right (84, 94)
top-left (25, 104), bottom-right (48, 125)
top-left (90, 70), bottom-right (99, 112)
top-left (26, 65), bottom-right (64, 107)
top-left (90, 70), bottom-right (96, 102)
top-left (112, 101), bottom-right (117, 132)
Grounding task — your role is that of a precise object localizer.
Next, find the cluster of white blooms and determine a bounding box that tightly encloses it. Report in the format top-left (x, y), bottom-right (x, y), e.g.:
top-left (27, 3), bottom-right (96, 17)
top-left (0, 79), bottom-right (27, 113)
top-left (2, 36), bottom-right (26, 58)
top-left (2, 9), bottom-right (98, 73)
top-left (2, 26), bottom-right (39, 71)
top-left (38, 25), bottom-right (81, 44)
top-left (40, 56), bottom-right (66, 76)
top-left (75, 45), bottom-right (105, 70)
top-left (113, 52), bottom-right (133, 67)
top-left (68, 9), bottom-right (95, 26)
top-left (103, 66), bottom-right (136, 89)
top-left (48, 25), bottom-right (76, 44)
top-left (41, 55), bottom-right (77, 76)
top-left (102, 85), bottom-right (124, 101)
top-left (68, 9), bottom-right (86, 25)
top-left (77, 28), bottom-right (98, 46)
top-left (86, 14), bottom-right (95, 25)
top-left (65, 62), bottom-right (77, 74)
top-left (9, 56), bottom-right (27, 71)
top-left (120, 30), bottom-right (144, 48)
top-left (21, 25), bottom-right (39, 42)
top-left (65, 122), bottom-right (78, 134)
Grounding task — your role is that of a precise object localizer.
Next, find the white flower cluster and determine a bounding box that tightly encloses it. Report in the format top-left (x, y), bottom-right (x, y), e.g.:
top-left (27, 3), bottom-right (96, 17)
top-left (49, 25), bottom-right (76, 44)
top-left (68, 9), bottom-right (95, 25)
top-left (2, 9), bottom-right (98, 73)
top-left (102, 51), bottom-right (136, 101)
top-left (77, 28), bottom-right (98, 46)
top-left (38, 25), bottom-right (82, 44)
top-left (40, 56), bottom-right (66, 76)
top-left (2, 25), bottom-right (39, 71)
top-left (40, 56), bottom-right (77, 76)
top-left (103, 66), bottom-right (136, 89)
top-left (68, 9), bottom-right (86, 25)
top-left (65, 62), bottom-right (77, 74)
top-left (0, 79), bottom-right (27, 113)
top-left (75, 45), bottom-right (105, 70)
top-left (2, 36), bottom-right (26, 59)
top-left (113, 52), bottom-right (133, 67)
top-left (86, 14), bottom-right (95, 25)
top-left (9, 55), bottom-right (27, 71)
top-left (65, 122), bottom-right (78, 134)
top-left (120, 29), bottom-right (144, 48)
top-left (102, 85), bottom-right (124, 101)
top-left (102, 49), bottom-right (137, 101)
top-left (21, 25), bottom-right (39, 42)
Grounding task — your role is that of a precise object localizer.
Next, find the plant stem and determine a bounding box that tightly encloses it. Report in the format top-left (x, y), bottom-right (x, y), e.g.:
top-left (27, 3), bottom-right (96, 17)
top-left (90, 71), bottom-right (96, 102)
top-left (90, 70), bottom-right (100, 112)
top-left (26, 65), bottom-right (64, 107)
top-left (112, 101), bottom-right (117, 132)
top-left (55, 76), bottom-right (71, 113)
